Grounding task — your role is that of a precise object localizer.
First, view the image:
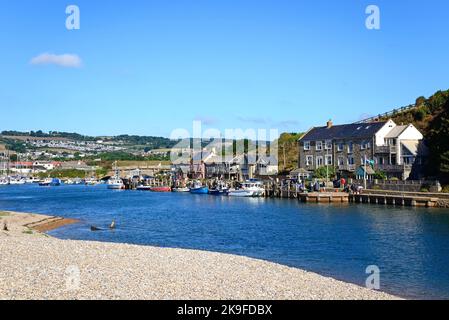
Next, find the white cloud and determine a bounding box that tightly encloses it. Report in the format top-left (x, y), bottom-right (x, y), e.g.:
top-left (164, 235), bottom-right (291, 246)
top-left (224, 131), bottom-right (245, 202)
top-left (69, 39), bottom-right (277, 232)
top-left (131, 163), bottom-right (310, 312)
top-left (30, 53), bottom-right (82, 68)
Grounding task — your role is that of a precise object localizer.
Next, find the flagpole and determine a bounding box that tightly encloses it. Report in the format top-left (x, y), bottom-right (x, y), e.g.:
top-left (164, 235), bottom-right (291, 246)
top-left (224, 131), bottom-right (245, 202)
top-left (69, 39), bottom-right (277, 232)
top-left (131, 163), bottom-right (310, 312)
top-left (364, 155), bottom-right (367, 190)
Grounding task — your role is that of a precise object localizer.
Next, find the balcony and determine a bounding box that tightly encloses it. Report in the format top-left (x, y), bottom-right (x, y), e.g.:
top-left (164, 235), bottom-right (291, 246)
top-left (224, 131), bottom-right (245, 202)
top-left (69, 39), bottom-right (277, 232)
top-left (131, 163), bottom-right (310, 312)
top-left (338, 164), bottom-right (356, 172)
top-left (375, 164), bottom-right (412, 172)
top-left (375, 145), bottom-right (396, 154)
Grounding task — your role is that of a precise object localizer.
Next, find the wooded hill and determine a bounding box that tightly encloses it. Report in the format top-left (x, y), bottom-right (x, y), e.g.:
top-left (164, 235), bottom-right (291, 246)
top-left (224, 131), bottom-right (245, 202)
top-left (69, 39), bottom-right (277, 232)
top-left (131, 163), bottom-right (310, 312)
top-left (382, 89), bottom-right (449, 182)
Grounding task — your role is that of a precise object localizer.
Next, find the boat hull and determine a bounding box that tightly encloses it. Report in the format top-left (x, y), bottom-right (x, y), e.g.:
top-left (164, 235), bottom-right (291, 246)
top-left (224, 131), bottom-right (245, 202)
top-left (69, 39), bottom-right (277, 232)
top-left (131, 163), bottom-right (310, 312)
top-left (107, 184), bottom-right (124, 190)
top-left (190, 187), bottom-right (209, 194)
top-left (150, 186), bottom-right (172, 192)
top-left (136, 185), bottom-right (152, 191)
top-left (172, 187), bottom-right (190, 192)
top-left (209, 189), bottom-right (229, 196)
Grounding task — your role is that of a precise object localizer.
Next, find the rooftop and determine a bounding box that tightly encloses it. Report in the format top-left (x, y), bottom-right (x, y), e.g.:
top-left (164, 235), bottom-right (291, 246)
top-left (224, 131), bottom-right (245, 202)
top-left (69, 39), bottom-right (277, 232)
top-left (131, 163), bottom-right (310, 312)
top-left (300, 121), bottom-right (387, 141)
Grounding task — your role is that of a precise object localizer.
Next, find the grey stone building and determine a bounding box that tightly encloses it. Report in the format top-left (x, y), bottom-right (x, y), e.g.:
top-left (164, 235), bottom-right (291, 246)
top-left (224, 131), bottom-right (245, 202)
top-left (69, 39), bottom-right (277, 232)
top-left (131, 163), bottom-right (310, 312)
top-left (298, 120), bottom-right (426, 180)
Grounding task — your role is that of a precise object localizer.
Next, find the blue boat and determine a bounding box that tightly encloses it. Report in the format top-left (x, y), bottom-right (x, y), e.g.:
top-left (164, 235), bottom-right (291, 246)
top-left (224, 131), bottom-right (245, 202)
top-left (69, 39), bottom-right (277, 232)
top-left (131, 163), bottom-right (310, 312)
top-left (39, 178), bottom-right (61, 186)
top-left (189, 181), bottom-right (209, 194)
top-left (50, 178), bottom-right (61, 186)
top-left (190, 186), bottom-right (209, 194)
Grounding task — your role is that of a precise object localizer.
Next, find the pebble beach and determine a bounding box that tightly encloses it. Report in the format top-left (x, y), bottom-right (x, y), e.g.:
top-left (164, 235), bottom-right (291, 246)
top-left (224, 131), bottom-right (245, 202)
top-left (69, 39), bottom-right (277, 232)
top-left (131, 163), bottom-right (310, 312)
top-left (0, 211), bottom-right (401, 300)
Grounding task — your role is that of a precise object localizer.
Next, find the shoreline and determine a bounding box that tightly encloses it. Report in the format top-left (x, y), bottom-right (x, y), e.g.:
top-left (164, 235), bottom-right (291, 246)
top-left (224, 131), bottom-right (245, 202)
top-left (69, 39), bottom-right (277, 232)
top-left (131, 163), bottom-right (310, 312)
top-left (0, 210), bottom-right (402, 300)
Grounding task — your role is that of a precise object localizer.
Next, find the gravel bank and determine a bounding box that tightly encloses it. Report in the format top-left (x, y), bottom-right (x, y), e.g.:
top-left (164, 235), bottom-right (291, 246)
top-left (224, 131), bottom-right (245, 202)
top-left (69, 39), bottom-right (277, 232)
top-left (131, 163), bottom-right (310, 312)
top-left (0, 211), bottom-right (401, 300)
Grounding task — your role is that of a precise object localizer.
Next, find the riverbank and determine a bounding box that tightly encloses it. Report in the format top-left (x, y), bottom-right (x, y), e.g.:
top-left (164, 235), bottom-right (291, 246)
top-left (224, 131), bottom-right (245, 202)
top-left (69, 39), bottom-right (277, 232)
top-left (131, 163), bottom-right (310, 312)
top-left (0, 211), bottom-right (400, 300)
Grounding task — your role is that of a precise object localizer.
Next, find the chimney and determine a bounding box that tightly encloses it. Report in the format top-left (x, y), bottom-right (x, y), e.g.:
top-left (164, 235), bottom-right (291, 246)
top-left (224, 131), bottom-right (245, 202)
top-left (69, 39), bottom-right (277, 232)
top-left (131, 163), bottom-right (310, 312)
top-left (326, 120), bottom-right (333, 129)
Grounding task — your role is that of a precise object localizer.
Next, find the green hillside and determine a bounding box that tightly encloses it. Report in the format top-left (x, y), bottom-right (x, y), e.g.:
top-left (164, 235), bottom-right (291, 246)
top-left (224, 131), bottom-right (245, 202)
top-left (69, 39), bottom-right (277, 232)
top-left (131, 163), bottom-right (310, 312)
top-left (382, 89), bottom-right (449, 182)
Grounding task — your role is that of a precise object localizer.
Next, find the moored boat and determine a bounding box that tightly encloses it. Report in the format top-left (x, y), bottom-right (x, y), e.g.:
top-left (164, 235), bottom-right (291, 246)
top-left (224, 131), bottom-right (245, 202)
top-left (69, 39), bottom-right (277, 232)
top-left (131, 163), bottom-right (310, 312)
top-left (189, 181), bottom-right (209, 194)
top-left (172, 187), bottom-right (190, 192)
top-left (228, 180), bottom-right (264, 197)
top-left (136, 185), bottom-right (152, 191)
top-left (107, 177), bottom-right (125, 189)
top-left (39, 178), bottom-right (61, 187)
top-left (209, 181), bottom-right (229, 196)
top-left (150, 186), bottom-right (172, 192)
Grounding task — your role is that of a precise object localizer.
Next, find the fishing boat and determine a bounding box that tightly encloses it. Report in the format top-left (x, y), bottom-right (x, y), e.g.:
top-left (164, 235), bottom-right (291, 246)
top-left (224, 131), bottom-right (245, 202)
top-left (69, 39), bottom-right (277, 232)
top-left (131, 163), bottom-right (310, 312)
top-left (39, 178), bottom-right (61, 187)
top-left (150, 186), bottom-right (172, 192)
top-left (228, 180), bottom-right (265, 197)
top-left (107, 163), bottom-right (125, 189)
top-left (209, 181), bottom-right (229, 196)
top-left (189, 181), bottom-right (209, 194)
top-left (107, 177), bottom-right (124, 189)
top-left (172, 187), bottom-right (190, 192)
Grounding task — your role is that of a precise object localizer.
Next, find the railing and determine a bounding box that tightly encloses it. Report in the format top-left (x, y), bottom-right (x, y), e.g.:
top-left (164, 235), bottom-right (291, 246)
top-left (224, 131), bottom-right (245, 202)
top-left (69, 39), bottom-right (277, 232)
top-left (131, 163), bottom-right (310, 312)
top-left (375, 164), bottom-right (412, 172)
top-left (338, 164), bottom-right (356, 172)
top-left (374, 145), bottom-right (396, 153)
top-left (354, 104), bottom-right (417, 124)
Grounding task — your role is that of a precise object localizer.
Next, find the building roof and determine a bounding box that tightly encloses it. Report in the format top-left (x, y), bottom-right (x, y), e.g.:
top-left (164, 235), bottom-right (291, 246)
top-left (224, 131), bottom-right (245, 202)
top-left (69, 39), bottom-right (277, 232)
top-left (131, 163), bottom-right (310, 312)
top-left (290, 167), bottom-right (309, 174)
top-left (385, 125), bottom-right (408, 138)
top-left (300, 122), bottom-right (387, 141)
top-left (401, 140), bottom-right (429, 156)
top-left (356, 165), bottom-right (375, 176)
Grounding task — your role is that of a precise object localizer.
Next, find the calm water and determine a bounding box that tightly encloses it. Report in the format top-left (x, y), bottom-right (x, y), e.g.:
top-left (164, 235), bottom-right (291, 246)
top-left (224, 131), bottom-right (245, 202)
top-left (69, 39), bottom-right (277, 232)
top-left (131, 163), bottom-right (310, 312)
top-left (1, 184), bottom-right (449, 299)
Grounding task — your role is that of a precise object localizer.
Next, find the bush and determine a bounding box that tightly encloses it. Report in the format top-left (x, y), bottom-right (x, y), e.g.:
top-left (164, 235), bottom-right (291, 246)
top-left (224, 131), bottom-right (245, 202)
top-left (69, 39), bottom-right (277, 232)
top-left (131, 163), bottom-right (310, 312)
top-left (441, 185), bottom-right (449, 193)
top-left (414, 108), bottom-right (428, 121)
top-left (313, 166), bottom-right (336, 179)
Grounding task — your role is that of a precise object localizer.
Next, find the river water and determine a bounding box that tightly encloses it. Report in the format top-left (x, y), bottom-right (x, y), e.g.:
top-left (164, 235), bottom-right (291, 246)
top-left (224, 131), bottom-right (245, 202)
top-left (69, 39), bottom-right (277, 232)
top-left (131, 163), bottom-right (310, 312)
top-left (1, 184), bottom-right (449, 299)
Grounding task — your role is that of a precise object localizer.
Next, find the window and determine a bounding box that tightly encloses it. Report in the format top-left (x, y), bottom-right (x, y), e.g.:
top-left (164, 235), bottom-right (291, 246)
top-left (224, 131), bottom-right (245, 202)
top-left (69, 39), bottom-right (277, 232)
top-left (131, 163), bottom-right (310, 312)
top-left (325, 140), bottom-right (332, 150)
top-left (338, 157), bottom-right (345, 166)
top-left (325, 155), bottom-right (333, 165)
top-left (361, 140), bottom-right (371, 150)
top-left (347, 142), bottom-right (354, 153)
top-left (316, 141), bottom-right (323, 151)
top-left (306, 155), bottom-right (313, 166)
top-left (337, 142), bottom-right (344, 152)
top-left (347, 156), bottom-right (355, 165)
top-left (316, 156), bottom-right (324, 167)
top-left (304, 141), bottom-right (310, 151)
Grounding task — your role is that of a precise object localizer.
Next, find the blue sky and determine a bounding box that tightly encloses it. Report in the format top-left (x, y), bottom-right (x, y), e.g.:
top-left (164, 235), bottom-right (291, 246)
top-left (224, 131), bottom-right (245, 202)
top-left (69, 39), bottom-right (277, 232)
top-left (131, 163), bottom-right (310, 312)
top-left (0, 0), bottom-right (448, 138)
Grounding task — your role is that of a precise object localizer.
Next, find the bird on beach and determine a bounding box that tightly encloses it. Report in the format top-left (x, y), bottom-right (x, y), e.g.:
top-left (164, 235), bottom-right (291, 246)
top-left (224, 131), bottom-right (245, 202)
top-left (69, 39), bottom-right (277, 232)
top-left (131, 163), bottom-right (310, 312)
top-left (3, 222), bottom-right (8, 231)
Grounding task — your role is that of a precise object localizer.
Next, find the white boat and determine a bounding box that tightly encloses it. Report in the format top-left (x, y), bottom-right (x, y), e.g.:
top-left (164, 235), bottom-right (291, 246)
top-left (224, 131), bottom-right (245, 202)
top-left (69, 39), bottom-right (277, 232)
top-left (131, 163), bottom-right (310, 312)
top-left (8, 176), bottom-right (26, 185)
top-left (107, 177), bottom-right (124, 189)
top-left (172, 187), bottom-right (190, 192)
top-left (136, 185), bottom-right (152, 191)
top-left (228, 180), bottom-right (265, 197)
top-left (0, 178), bottom-right (9, 186)
top-left (85, 178), bottom-right (100, 185)
top-left (25, 177), bottom-right (40, 184)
